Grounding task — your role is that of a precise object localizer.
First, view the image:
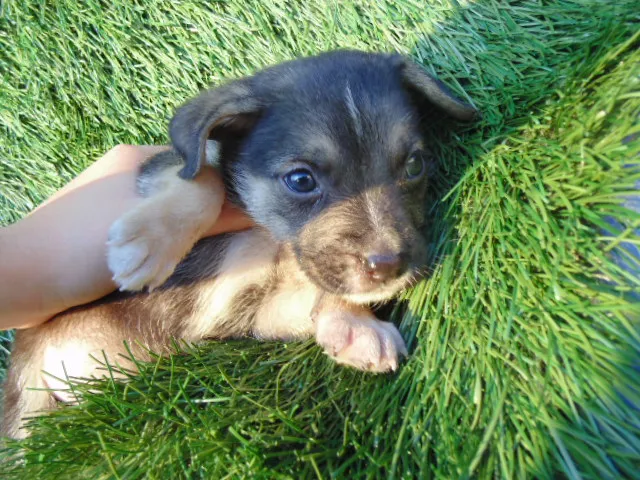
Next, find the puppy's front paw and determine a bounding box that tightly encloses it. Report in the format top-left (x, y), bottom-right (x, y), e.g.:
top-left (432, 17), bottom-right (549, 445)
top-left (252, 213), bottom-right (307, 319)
top-left (107, 206), bottom-right (197, 291)
top-left (315, 309), bottom-right (408, 372)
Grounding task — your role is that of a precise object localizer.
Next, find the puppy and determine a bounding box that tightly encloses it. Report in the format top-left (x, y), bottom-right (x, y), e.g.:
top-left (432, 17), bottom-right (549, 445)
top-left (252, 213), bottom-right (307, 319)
top-left (2, 50), bottom-right (477, 439)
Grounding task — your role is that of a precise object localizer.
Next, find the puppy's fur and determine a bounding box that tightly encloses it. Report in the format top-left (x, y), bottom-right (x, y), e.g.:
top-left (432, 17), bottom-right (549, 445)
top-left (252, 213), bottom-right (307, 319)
top-left (2, 51), bottom-right (477, 439)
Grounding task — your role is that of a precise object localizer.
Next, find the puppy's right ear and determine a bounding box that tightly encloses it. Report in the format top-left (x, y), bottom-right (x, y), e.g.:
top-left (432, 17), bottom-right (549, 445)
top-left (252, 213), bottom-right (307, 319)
top-left (169, 80), bottom-right (262, 179)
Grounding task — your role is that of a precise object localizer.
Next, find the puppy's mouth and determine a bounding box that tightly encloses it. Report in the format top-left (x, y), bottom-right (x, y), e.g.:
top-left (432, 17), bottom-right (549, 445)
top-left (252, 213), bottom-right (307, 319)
top-left (341, 270), bottom-right (418, 304)
top-left (296, 249), bottom-right (422, 305)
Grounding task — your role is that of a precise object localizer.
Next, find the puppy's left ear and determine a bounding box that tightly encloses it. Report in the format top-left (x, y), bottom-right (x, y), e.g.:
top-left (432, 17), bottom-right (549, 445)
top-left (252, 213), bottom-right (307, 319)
top-left (169, 79), bottom-right (262, 179)
top-left (395, 56), bottom-right (480, 122)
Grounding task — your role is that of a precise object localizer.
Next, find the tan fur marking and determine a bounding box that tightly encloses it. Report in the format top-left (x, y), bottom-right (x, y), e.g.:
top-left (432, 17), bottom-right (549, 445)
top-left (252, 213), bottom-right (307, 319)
top-left (186, 228), bottom-right (279, 340)
top-left (253, 283), bottom-right (318, 340)
top-left (11, 370), bottom-right (47, 439)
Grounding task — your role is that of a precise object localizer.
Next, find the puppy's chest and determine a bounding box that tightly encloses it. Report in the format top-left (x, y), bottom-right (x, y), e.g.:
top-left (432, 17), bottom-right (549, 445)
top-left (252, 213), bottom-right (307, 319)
top-left (183, 229), bottom-right (318, 341)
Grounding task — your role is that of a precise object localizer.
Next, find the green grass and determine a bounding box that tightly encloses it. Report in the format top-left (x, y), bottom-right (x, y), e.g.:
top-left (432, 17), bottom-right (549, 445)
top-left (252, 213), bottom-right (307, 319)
top-left (1, 0), bottom-right (639, 478)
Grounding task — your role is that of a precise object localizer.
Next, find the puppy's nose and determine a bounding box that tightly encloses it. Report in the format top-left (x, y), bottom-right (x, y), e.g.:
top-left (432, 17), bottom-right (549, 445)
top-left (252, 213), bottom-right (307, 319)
top-left (364, 253), bottom-right (408, 282)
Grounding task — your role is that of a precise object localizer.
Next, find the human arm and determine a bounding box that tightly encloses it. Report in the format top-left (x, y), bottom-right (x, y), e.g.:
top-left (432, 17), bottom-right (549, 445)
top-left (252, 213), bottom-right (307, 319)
top-left (0, 145), bottom-right (252, 330)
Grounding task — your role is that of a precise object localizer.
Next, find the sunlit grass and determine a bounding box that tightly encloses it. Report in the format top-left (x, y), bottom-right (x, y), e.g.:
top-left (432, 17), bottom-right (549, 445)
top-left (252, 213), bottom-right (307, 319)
top-left (1, 0), bottom-right (638, 477)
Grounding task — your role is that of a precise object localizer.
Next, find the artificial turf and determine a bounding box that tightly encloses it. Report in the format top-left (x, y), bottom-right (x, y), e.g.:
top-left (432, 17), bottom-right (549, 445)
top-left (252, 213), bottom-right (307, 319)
top-left (1, 0), bottom-right (639, 478)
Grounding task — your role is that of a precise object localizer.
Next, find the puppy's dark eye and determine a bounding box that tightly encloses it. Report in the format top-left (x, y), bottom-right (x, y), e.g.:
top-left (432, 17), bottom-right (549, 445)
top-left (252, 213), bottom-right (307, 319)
top-left (283, 169), bottom-right (317, 193)
top-left (404, 151), bottom-right (426, 180)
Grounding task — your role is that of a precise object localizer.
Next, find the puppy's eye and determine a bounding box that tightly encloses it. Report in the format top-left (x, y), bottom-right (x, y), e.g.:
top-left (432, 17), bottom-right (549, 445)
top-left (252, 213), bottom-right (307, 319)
top-left (404, 151), bottom-right (426, 180)
top-left (283, 169), bottom-right (317, 194)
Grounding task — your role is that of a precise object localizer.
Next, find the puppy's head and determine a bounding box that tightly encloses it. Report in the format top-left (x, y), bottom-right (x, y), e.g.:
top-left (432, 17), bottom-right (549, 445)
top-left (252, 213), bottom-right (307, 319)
top-left (170, 51), bottom-right (478, 304)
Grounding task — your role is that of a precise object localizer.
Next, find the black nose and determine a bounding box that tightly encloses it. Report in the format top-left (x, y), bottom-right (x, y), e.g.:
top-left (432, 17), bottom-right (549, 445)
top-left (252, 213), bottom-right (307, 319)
top-left (364, 253), bottom-right (408, 282)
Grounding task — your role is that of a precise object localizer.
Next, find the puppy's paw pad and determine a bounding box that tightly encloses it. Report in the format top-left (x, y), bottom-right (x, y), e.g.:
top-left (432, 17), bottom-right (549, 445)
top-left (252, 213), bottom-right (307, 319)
top-left (316, 312), bottom-right (407, 373)
top-left (107, 210), bottom-right (193, 291)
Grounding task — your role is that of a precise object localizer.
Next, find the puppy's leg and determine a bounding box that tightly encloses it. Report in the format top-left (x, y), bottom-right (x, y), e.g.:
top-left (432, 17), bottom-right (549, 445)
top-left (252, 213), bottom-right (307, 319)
top-left (1, 332), bottom-right (53, 439)
top-left (314, 303), bottom-right (408, 373)
top-left (108, 150), bottom-right (224, 291)
top-left (1, 369), bottom-right (50, 440)
top-left (2, 309), bottom-right (148, 439)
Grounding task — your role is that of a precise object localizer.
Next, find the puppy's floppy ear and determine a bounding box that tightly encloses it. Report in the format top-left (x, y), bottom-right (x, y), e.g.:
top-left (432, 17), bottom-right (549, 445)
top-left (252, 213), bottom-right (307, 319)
top-left (170, 80), bottom-right (262, 179)
top-left (395, 56), bottom-right (479, 122)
